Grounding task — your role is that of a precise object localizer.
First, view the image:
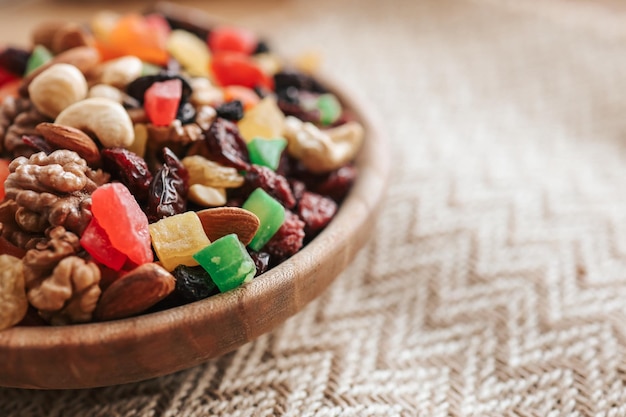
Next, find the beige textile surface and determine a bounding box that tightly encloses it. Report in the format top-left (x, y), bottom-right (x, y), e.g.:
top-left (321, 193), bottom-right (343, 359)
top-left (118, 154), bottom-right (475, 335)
top-left (3, 0), bottom-right (626, 415)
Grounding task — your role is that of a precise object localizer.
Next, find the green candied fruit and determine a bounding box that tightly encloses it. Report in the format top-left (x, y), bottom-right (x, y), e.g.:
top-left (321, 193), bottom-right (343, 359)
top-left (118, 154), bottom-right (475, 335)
top-left (242, 188), bottom-right (285, 251)
top-left (192, 233), bottom-right (256, 293)
top-left (317, 93), bottom-right (342, 125)
top-left (247, 137), bottom-right (287, 171)
top-left (25, 45), bottom-right (53, 75)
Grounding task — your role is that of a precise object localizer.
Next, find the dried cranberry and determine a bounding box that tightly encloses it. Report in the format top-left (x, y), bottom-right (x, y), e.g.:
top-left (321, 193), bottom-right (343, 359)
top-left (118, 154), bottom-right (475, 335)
top-left (313, 165), bottom-right (357, 202)
top-left (204, 117), bottom-right (250, 170)
top-left (297, 191), bottom-right (337, 236)
top-left (146, 147), bottom-right (188, 222)
top-left (0, 47), bottom-right (30, 76)
top-left (21, 135), bottom-right (53, 154)
top-left (289, 179), bottom-right (307, 203)
top-left (173, 264), bottom-right (219, 302)
top-left (102, 148), bottom-right (153, 204)
top-left (244, 164), bottom-right (296, 209)
top-left (248, 250), bottom-right (270, 277)
top-left (264, 210), bottom-right (305, 261)
top-left (215, 100), bottom-right (244, 121)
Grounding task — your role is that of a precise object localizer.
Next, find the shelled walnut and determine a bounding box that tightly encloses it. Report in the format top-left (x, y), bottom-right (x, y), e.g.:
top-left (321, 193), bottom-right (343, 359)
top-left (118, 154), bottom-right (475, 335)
top-left (22, 226), bottom-right (101, 325)
top-left (4, 150), bottom-right (109, 235)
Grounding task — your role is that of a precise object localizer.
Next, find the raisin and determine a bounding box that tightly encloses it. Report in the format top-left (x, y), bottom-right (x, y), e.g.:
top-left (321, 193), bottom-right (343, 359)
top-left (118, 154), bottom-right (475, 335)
top-left (248, 250), bottom-right (270, 277)
top-left (244, 164), bottom-right (296, 209)
top-left (204, 117), bottom-right (250, 170)
top-left (102, 148), bottom-right (153, 204)
top-left (215, 100), bottom-right (244, 121)
top-left (264, 210), bottom-right (305, 262)
top-left (297, 191), bottom-right (337, 236)
top-left (146, 147), bottom-right (189, 222)
top-left (253, 40), bottom-right (270, 55)
top-left (273, 69), bottom-right (328, 94)
top-left (0, 47), bottom-right (30, 76)
top-left (173, 264), bottom-right (219, 302)
top-left (177, 101), bottom-right (196, 124)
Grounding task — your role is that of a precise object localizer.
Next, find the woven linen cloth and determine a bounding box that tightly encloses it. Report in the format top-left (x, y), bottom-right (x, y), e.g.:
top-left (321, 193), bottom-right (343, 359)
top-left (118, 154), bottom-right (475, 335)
top-left (3, 0), bottom-right (626, 415)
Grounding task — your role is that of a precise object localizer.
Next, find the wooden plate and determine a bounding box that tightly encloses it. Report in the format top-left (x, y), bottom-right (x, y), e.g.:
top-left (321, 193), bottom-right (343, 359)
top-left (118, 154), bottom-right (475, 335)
top-left (0, 75), bottom-right (389, 389)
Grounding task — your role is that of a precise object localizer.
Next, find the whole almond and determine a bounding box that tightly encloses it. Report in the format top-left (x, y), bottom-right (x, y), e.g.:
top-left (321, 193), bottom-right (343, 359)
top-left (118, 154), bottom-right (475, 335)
top-left (196, 207), bottom-right (260, 245)
top-left (31, 21), bottom-right (67, 50)
top-left (20, 46), bottom-right (100, 96)
top-left (95, 263), bottom-right (175, 321)
top-left (36, 122), bottom-right (100, 165)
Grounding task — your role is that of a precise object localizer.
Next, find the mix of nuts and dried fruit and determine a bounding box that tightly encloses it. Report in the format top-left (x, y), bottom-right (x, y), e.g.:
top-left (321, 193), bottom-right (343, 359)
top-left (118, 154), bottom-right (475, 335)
top-left (0, 6), bottom-right (364, 329)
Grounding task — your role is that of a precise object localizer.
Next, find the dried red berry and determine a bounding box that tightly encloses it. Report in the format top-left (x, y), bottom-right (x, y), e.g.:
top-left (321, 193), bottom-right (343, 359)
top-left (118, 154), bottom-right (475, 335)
top-left (264, 210), bottom-right (304, 261)
top-left (204, 117), bottom-right (250, 170)
top-left (312, 164), bottom-right (357, 202)
top-left (297, 191), bottom-right (337, 236)
top-left (102, 148), bottom-right (153, 204)
top-left (244, 164), bottom-right (296, 209)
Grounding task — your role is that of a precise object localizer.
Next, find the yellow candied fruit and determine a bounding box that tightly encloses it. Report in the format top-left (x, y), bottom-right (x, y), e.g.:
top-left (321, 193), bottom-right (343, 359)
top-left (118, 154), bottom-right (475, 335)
top-left (148, 211), bottom-right (211, 271)
top-left (237, 96), bottom-right (285, 143)
top-left (166, 29), bottom-right (211, 77)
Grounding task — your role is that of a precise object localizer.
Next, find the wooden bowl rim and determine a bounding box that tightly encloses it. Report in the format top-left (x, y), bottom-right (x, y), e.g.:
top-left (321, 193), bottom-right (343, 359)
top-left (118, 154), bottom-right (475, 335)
top-left (0, 72), bottom-right (390, 389)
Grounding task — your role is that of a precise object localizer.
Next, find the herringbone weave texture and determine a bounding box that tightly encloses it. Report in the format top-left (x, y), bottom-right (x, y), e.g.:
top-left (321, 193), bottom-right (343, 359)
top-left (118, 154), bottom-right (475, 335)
top-left (3, 0), bottom-right (626, 415)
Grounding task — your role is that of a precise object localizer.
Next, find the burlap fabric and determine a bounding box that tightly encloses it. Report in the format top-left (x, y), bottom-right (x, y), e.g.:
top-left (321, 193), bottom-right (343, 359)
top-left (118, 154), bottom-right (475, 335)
top-left (3, 0), bottom-right (626, 415)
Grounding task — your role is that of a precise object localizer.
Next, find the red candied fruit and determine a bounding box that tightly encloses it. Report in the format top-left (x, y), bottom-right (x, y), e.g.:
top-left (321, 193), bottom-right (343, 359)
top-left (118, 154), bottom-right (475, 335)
top-left (297, 191), bottom-right (337, 235)
top-left (208, 26), bottom-right (258, 55)
top-left (0, 158), bottom-right (10, 200)
top-left (144, 79), bottom-right (183, 127)
top-left (210, 51), bottom-right (273, 90)
top-left (264, 210), bottom-right (305, 261)
top-left (80, 216), bottom-right (128, 271)
top-left (91, 183), bottom-right (153, 265)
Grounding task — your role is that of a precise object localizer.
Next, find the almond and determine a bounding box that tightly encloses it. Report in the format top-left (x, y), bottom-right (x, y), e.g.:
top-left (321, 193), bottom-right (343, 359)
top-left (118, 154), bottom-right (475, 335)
top-left (95, 263), bottom-right (175, 321)
top-left (196, 207), bottom-right (260, 245)
top-left (36, 122), bottom-right (101, 165)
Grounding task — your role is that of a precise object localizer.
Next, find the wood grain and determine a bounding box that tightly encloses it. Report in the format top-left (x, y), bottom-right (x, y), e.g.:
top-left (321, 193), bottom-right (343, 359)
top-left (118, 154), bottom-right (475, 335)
top-left (0, 74), bottom-right (389, 389)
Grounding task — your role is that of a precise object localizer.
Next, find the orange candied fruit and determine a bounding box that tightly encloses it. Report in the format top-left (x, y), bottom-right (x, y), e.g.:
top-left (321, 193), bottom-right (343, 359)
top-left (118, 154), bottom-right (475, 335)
top-left (222, 85), bottom-right (260, 110)
top-left (95, 13), bottom-right (170, 65)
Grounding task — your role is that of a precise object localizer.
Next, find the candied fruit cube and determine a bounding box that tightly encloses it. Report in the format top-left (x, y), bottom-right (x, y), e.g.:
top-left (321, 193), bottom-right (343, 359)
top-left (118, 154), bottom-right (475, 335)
top-left (247, 137), bottom-right (287, 171)
top-left (91, 183), bottom-right (153, 266)
top-left (149, 211), bottom-right (211, 271)
top-left (0, 158), bottom-right (10, 200)
top-left (242, 188), bottom-right (285, 251)
top-left (25, 45), bottom-right (52, 76)
top-left (237, 96), bottom-right (285, 142)
top-left (144, 79), bottom-right (183, 127)
top-left (166, 29), bottom-right (211, 77)
top-left (80, 217), bottom-right (128, 271)
top-left (316, 93), bottom-right (342, 126)
top-left (193, 233), bottom-right (256, 293)
top-left (208, 26), bottom-right (258, 55)
top-left (210, 51), bottom-right (273, 90)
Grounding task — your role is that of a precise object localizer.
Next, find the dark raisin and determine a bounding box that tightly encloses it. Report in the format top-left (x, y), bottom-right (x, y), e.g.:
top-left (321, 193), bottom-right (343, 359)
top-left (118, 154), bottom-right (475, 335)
top-left (0, 47), bottom-right (30, 76)
top-left (146, 147), bottom-right (188, 222)
top-left (264, 210), bottom-right (305, 262)
top-left (215, 100), bottom-right (244, 121)
top-left (173, 265), bottom-right (219, 302)
top-left (102, 148), bottom-right (153, 204)
top-left (297, 191), bottom-right (337, 236)
top-left (244, 165), bottom-right (296, 209)
top-left (177, 101), bottom-right (196, 124)
top-left (273, 69), bottom-right (328, 94)
top-left (21, 135), bottom-right (53, 154)
top-left (253, 40), bottom-right (270, 55)
top-left (204, 117), bottom-right (250, 170)
top-left (248, 250), bottom-right (270, 277)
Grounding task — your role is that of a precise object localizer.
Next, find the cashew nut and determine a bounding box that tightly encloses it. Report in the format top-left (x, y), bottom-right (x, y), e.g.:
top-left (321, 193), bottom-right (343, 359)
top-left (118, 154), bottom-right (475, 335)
top-left (88, 83), bottom-right (125, 103)
top-left (188, 184), bottom-right (227, 207)
top-left (189, 77), bottom-right (223, 107)
top-left (28, 63), bottom-right (88, 118)
top-left (95, 56), bottom-right (143, 89)
top-left (283, 116), bottom-right (364, 173)
top-left (55, 97), bottom-right (135, 148)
